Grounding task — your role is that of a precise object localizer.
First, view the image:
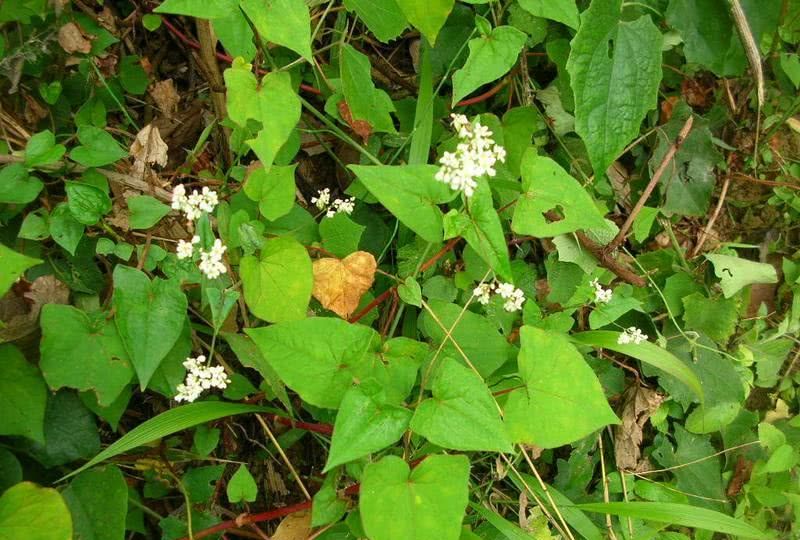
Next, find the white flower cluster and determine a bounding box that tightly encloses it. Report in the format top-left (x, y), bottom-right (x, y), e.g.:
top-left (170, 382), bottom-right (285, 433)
top-left (435, 114), bottom-right (507, 197)
top-left (617, 327), bottom-right (648, 345)
top-left (473, 281), bottom-right (526, 312)
top-left (198, 239), bottom-right (227, 279)
top-left (590, 278), bottom-right (613, 304)
top-left (175, 355), bottom-right (231, 403)
top-left (176, 235), bottom-right (200, 260)
top-left (312, 188), bottom-right (355, 218)
top-left (171, 184), bottom-right (219, 222)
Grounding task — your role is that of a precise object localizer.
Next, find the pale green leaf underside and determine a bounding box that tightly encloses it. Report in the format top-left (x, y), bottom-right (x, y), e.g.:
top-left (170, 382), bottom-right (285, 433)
top-left (705, 253), bottom-right (778, 298)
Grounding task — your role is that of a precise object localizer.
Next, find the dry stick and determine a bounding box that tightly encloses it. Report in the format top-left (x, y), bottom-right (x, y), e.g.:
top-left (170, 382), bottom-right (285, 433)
top-left (254, 415), bottom-right (312, 501)
top-left (691, 175), bottom-right (731, 257)
top-left (606, 116), bottom-right (694, 254)
top-left (195, 19), bottom-right (233, 168)
top-left (729, 0), bottom-right (764, 165)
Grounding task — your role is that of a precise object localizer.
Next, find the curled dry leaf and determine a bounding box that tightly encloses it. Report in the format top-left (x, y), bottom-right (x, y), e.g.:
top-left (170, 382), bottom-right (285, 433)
top-left (58, 22), bottom-right (92, 54)
top-left (150, 79), bottom-right (180, 119)
top-left (271, 511), bottom-right (311, 540)
top-left (130, 124), bottom-right (169, 172)
top-left (0, 275), bottom-right (70, 342)
top-left (614, 384), bottom-right (664, 471)
top-left (312, 251), bottom-right (376, 319)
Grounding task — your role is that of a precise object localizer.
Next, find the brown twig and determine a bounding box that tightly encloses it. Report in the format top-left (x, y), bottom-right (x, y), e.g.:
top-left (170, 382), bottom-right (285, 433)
top-left (195, 19), bottom-right (233, 167)
top-left (691, 175), bottom-right (731, 257)
top-left (606, 116), bottom-right (694, 253)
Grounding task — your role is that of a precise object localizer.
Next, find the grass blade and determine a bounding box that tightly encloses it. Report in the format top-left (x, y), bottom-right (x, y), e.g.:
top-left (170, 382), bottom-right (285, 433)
top-left (577, 502), bottom-right (766, 538)
top-left (571, 331), bottom-right (704, 403)
top-left (60, 402), bottom-right (277, 481)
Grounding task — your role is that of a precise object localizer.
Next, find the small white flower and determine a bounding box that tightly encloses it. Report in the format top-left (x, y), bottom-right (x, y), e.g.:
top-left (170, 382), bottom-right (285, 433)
top-left (175, 354), bottom-right (231, 403)
top-left (475, 281), bottom-right (525, 312)
top-left (311, 188), bottom-right (331, 210)
top-left (617, 327), bottom-right (648, 345)
top-left (198, 239), bottom-right (227, 279)
top-left (176, 235), bottom-right (200, 260)
top-left (332, 197), bottom-right (355, 215)
top-left (436, 114), bottom-right (506, 198)
top-left (170, 184), bottom-right (219, 222)
top-left (473, 283), bottom-right (493, 305)
top-left (590, 278), bottom-right (613, 304)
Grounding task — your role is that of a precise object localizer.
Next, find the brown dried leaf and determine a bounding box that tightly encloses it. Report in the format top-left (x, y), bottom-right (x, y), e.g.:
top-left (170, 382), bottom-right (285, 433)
top-left (271, 511), bottom-right (311, 540)
top-left (130, 124), bottom-right (168, 172)
top-left (149, 79), bottom-right (180, 119)
top-left (337, 100), bottom-right (372, 143)
top-left (312, 251), bottom-right (376, 319)
top-left (0, 275), bottom-right (70, 342)
top-left (58, 22), bottom-right (92, 54)
top-left (614, 384), bottom-right (664, 471)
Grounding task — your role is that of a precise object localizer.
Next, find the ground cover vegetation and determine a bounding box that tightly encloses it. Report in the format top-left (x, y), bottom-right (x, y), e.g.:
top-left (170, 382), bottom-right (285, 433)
top-left (1, 0), bottom-right (800, 539)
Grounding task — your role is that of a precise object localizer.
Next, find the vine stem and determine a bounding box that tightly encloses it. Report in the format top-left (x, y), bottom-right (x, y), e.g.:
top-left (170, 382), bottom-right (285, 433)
top-left (177, 484), bottom-right (362, 540)
top-left (605, 115), bottom-right (694, 253)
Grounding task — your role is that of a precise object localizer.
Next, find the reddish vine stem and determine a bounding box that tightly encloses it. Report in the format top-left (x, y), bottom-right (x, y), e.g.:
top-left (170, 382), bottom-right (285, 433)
top-left (160, 17), bottom-right (505, 107)
top-left (178, 485), bottom-right (361, 540)
top-left (348, 238), bottom-right (461, 324)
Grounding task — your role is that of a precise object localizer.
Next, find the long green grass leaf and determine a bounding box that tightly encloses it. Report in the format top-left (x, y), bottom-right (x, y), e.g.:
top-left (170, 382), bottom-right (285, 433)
top-left (577, 502), bottom-right (766, 538)
top-left (571, 331), bottom-right (704, 403)
top-left (60, 402), bottom-right (277, 481)
top-left (409, 39), bottom-right (433, 166)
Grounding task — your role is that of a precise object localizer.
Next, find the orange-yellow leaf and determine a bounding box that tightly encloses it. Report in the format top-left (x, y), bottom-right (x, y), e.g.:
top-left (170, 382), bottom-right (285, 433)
top-left (312, 251), bottom-right (376, 318)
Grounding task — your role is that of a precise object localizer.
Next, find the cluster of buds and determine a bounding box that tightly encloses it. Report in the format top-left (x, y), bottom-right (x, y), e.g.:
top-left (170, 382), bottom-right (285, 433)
top-left (311, 188), bottom-right (356, 218)
top-left (473, 281), bottom-right (526, 313)
top-left (171, 185), bottom-right (218, 222)
top-left (174, 355), bottom-right (231, 403)
top-left (435, 114), bottom-right (506, 197)
top-left (589, 278), bottom-right (613, 304)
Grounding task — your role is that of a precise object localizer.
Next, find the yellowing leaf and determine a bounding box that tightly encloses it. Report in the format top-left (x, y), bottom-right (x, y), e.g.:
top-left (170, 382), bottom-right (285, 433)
top-left (272, 511), bottom-right (311, 540)
top-left (312, 251), bottom-right (376, 318)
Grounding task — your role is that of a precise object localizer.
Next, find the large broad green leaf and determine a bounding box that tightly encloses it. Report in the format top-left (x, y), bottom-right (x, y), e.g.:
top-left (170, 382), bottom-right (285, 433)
top-left (665, 0), bottom-right (744, 77)
top-left (410, 357), bottom-right (511, 452)
top-left (112, 266), bottom-right (187, 390)
top-left (69, 126), bottom-right (127, 168)
top-left (244, 164), bottom-right (296, 221)
top-left (324, 383), bottom-right (412, 471)
top-left (705, 253), bottom-right (778, 299)
top-left (512, 151), bottom-right (607, 237)
top-left (65, 181), bottom-right (111, 226)
top-left (62, 402), bottom-right (280, 480)
top-left (0, 243), bottom-right (41, 297)
top-left (463, 178), bottom-right (512, 281)
top-left (420, 300), bottom-right (516, 378)
top-left (0, 482), bottom-right (72, 540)
top-left (240, 236), bottom-right (312, 323)
top-left (155, 0), bottom-right (237, 19)
top-left (223, 332), bottom-right (291, 410)
top-left (27, 390), bottom-right (100, 468)
top-left (225, 59), bottom-right (301, 169)
top-left (349, 165), bottom-right (458, 243)
top-left (566, 0), bottom-right (662, 177)
top-left (128, 195), bottom-right (170, 230)
top-left (40, 305), bottom-right (134, 407)
top-left (451, 25), bottom-right (527, 106)
top-left (395, 0), bottom-right (454, 45)
top-left (504, 326), bottom-right (619, 448)
top-left (0, 344), bottom-right (47, 443)
top-left (0, 163), bottom-right (43, 204)
top-left (360, 454), bottom-right (470, 540)
top-left (62, 465), bottom-right (127, 540)
top-left (212, 8), bottom-right (256, 61)
top-left (682, 292), bottom-right (739, 343)
top-left (343, 0), bottom-right (407, 42)
top-left (654, 103), bottom-right (721, 217)
top-left (239, 0), bottom-right (312, 60)
top-left (518, 0), bottom-right (579, 29)
top-left (246, 317), bottom-right (382, 409)
top-left (577, 502), bottom-right (766, 538)
top-left (25, 129), bottom-right (66, 167)
top-left (571, 331), bottom-right (704, 403)
top-left (340, 44), bottom-right (396, 133)
top-left (49, 204), bottom-right (84, 256)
